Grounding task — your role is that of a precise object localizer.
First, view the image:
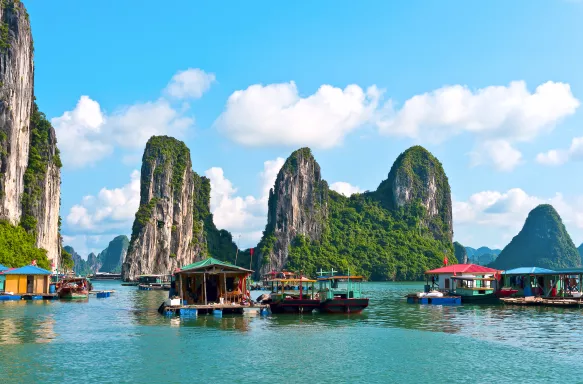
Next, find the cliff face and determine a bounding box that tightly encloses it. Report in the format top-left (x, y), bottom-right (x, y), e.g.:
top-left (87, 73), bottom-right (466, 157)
top-left (0, 1), bottom-right (33, 224)
top-left (256, 145), bottom-right (454, 280)
top-left (491, 204), bottom-right (580, 270)
top-left (376, 146), bottom-right (453, 243)
top-left (258, 148), bottom-right (328, 273)
top-left (98, 235), bottom-right (129, 273)
top-left (0, 1), bottom-right (61, 271)
top-left (122, 136), bottom-right (198, 281)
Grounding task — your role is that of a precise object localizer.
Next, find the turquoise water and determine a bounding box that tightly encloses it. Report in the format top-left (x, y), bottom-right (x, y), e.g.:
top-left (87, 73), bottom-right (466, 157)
top-left (1, 281), bottom-right (582, 383)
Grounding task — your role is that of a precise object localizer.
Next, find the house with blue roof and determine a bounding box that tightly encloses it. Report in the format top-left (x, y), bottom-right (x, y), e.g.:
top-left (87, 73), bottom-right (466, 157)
top-left (1, 265), bottom-right (51, 294)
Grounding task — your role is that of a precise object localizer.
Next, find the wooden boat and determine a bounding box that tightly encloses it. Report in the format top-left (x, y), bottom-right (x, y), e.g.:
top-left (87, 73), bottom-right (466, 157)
top-left (265, 277), bottom-right (320, 314)
top-left (57, 277), bottom-right (91, 300)
top-left (137, 274), bottom-right (171, 290)
top-left (500, 296), bottom-right (542, 306)
top-left (316, 271), bottom-right (369, 313)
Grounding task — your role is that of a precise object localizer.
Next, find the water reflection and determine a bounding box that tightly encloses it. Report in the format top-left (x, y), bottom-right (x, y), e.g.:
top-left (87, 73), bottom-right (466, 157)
top-left (0, 303), bottom-right (56, 344)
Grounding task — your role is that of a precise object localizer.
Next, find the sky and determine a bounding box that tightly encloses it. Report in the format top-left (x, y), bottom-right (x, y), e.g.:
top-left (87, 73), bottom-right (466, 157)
top-left (25, 0), bottom-right (583, 257)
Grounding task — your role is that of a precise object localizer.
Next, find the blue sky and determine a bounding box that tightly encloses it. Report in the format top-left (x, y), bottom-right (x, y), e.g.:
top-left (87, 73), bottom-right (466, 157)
top-left (26, 0), bottom-right (583, 256)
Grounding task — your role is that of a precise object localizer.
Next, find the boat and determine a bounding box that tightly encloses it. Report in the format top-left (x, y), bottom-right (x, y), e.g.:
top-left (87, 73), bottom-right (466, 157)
top-left (450, 275), bottom-right (500, 304)
top-left (57, 277), bottom-right (91, 300)
top-left (121, 282), bottom-right (139, 286)
top-left (265, 276), bottom-right (320, 314)
top-left (316, 271), bottom-right (369, 313)
top-left (137, 274), bottom-right (171, 290)
top-left (89, 272), bottom-right (121, 280)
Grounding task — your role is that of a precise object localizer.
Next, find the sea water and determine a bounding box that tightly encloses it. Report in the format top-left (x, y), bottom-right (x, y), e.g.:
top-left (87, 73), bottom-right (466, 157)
top-left (0, 281), bottom-right (581, 383)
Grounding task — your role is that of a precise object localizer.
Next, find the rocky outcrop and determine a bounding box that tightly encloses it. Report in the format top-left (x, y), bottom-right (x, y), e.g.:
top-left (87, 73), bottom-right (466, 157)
top-left (376, 146), bottom-right (453, 243)
top-left (0, 1), bottom-right (61, 271)
top-left (0, 0), bottom-right (33, 224)
top-left (491, 204), bottom-right (580, 270)
top-left (258, 148), bottom-right (328, 274)
top-left (122, 136), bottom-right (200, 281)
top-left (454, 241), bottom-right (468, 264)
top-left (98, 235), bottom-right (129, 273)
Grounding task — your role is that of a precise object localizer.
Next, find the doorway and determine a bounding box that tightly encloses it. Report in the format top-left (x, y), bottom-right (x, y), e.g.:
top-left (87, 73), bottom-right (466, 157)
top-left (26, 276), bottom-right (34, 293)
top-left (205, 275), bottom-right (219, 303)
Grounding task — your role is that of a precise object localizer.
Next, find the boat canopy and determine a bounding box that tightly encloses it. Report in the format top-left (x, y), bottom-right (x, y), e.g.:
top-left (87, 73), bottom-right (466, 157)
top-left (502, 267), bottom-right (556, 275)
top-left (267, 277), bottom-right (316, 283)
top-left (426, 264), bottom-right (499, 275)
top-left (317, 275), bottom-right (364, 281)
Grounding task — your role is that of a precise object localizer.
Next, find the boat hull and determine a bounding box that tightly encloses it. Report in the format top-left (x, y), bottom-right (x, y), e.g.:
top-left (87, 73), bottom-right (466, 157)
top-left (459, 293), bottom-right (500, 304)
top-left (268, 299), bottom-right (320, 314)
top-left (138, 284), bottom-right (170, 291)
top-left (59, 291), bottom-right (89, 300)
top-left (319, 298), bottom-right (369, 313)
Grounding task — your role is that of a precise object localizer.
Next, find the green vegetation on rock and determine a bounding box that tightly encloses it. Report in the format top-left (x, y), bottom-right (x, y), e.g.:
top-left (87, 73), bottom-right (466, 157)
top-left (491, 204), bottom-right (580, 270)
top-left (454, 241), bottom-right (467, 264)
top-left (0, 219), bottom-right (49, 269)
top-left (21, 102), bottom-right (61, 236)
top-left (285, 191), bottom-right (454, 280)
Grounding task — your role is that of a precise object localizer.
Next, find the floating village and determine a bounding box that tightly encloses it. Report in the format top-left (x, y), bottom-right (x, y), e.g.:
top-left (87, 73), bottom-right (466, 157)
top-left (3, 257), bottom-right (583, 316)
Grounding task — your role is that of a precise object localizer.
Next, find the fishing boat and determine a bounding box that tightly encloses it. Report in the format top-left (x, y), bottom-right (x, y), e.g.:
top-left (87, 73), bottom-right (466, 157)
top-left (138, 274), bottom-right (171, 290)
top-left (265, 276), bottom-right (320, 314)
top-left (316, 270), bottom-right (369, 313)
top-left (57, 277), bottom-right (91, 300)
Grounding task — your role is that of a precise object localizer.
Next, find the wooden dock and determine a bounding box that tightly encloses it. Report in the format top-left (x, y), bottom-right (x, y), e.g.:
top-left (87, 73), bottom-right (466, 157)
top-left (500, 296), bottom-right (583, 307)
top-left (160, 303), bottom-right (270, 316)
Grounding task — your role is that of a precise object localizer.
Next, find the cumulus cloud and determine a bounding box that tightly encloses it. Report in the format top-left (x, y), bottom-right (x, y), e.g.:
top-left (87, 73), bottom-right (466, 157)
top-left (52, 68), bottom-right (214, 169)
top-left (53, 97), bottom-right (194, 168)
top-left (453, 188), bottom-right (583, 247)
top-left (215, 81), bottom-right (382, 148)
top-left (536, 137), bottom-right (583, 166)
top-left (378, 81), bottom-right (579, 141)
top-left (330, 181), bottom-right (363, 196)
top-left (205, 157), bottom-right (285, 247)
top-left (164, 68), bottom-right (216, 99)
top-left (470, 140), bottom-right (523, 172)
top-left (66, 170), bottom-right (140, 232)
top-left (378, 81), bottom-right (578, 171)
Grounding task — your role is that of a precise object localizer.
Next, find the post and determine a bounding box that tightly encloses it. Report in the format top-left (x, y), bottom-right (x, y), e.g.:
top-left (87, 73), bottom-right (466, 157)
top-left (203, 272), bottom-right (207, 305)
top-left (180, 274), bottom-right (184, 302)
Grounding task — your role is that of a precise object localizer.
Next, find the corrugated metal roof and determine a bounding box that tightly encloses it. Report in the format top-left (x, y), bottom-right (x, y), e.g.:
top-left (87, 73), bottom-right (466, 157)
top-left (552, 268), bottom-right (583, 275)
top-left (502, 267), bottom-right (556, 275)
top-left (179, 257), bottom-right (253, 273)
top-left (0, 264), bottom-right (8, 272)
top-left (1, 265), bottom-right (51, 275)
top-left (426, 264), bottom-right (500, 274)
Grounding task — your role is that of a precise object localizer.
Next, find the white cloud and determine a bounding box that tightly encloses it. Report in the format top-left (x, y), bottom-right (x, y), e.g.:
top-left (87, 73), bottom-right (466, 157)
top-left (164, 68), bottom-right (216, 99)
top-left (51, 96), bottom-right (111, 168)
top-left (378, 81), bottom-right (579, 141)
top-left (536, 136), bottom-right (583, 166)
top-left (205, 157), bottom-right (285, 247)
top-left (53, 97), bottom-right (194, 168)
top-left (66, 170), bottom-right (140, 232)
top-left (470, 140), bottom-right (523, 172)
top-left (215, 81), bottom-right (382, 148)
top-left (453, 188), bottom-right (583, 247)
top-left (52, 68), bottom-right (210, 169)
top-left (330, 181), bottom-right (363, 196)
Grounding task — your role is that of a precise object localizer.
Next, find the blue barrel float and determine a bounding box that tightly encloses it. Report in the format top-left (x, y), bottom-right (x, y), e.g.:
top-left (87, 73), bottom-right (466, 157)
top-left (213, 309), bottom-right (223, 317)
top-left (49, 284), bottom-right (56, 294)
top-left (96, 291), bottom-right (110, 298)
top-left (180, 308), bottom-right (197, 318)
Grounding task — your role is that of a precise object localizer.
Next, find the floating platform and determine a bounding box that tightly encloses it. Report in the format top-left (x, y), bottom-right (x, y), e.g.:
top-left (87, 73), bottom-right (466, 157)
top-left (138, 284), bottom-right (170, 291)
top-left (406, 294), bottom-right (461, 305)
top-left (501, 296), bottom-right (583, 307)
top-left (89, 290), bottom-right (115, 295)
top-left (160, 303), bottom-right (270, 317)
top-left (0, 293), bottom-right (58, 301)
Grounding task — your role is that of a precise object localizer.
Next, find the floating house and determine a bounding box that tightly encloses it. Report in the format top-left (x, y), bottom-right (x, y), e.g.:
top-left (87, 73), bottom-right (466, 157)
top-left (501, 267), bottom-right (580, 297)
top-left (174, 258), bottom-right (253, 309)
top-left (0, 264), bottom-right (8, 292)
top-left (1, 265), bottom-right (51, 294)
top-left (425, 264), bottom-right (500, 292)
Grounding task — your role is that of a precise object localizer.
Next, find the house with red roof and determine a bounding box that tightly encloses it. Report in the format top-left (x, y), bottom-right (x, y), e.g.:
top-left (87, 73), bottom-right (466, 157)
top-left (425, 264), bottom-right (501, 302)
